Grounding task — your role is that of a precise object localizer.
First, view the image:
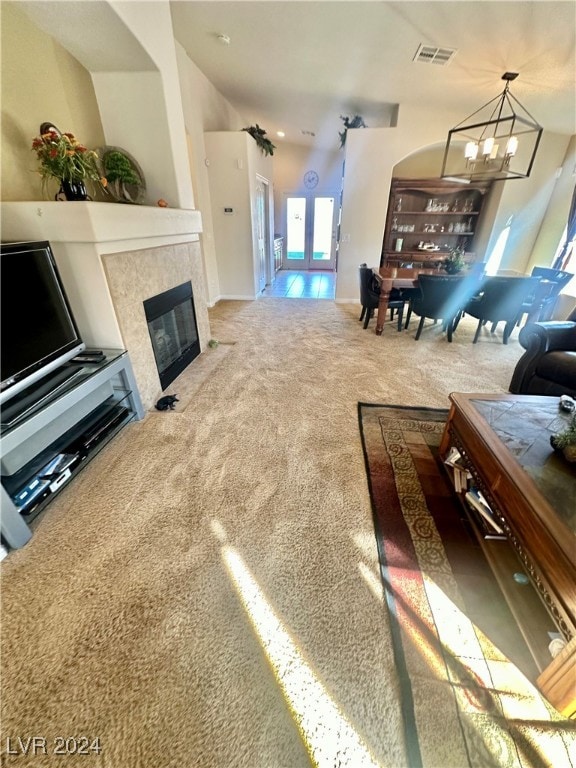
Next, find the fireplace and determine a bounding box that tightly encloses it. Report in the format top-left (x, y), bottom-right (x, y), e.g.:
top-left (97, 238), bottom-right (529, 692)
top-left (143, 281), bottom-right (200, 391)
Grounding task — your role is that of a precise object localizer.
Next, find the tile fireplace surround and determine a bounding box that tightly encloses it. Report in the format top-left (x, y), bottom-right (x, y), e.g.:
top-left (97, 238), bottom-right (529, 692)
top-left (1, 202), bottom-right (209, 412)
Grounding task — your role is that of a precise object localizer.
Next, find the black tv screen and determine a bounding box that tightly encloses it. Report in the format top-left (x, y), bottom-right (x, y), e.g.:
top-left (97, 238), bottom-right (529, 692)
top-left (0, 240), bottom-right (85, 405)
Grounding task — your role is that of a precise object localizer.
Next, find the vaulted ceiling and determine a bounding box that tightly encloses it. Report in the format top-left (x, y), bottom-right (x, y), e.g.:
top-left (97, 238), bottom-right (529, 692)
top-left (171, 1), bottom-right (576, 151)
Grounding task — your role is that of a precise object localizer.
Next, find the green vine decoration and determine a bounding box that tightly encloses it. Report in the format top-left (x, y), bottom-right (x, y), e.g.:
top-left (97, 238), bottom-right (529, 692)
top-left (242, 125), bottom-right (276, 156)
top-left (339, 114), bottom-right (367, 148)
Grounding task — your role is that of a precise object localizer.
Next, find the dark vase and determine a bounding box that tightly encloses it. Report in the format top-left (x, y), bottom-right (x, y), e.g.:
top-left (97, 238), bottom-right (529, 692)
top-left (55, 180), bottom-right (89, 201)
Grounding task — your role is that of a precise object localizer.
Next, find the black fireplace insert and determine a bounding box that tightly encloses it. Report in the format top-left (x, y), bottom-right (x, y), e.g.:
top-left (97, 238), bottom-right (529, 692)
top-left (143, 281), bottom-right (200, 390)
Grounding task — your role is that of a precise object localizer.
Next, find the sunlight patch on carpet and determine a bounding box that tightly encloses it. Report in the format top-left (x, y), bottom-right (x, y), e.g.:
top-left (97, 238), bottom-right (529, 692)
top-left (220, 545), bottom-right (382, 768)
top-left (357, 561), bottom-right (385, 603)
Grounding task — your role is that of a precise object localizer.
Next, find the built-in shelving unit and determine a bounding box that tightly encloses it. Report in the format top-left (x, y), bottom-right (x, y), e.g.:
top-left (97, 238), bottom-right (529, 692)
top-left (381, 177), bottom-right (492, 268)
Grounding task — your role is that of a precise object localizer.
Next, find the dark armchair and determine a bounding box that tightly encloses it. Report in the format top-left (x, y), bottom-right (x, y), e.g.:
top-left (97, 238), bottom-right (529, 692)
top-left (509, 315), bottom-right (576, 397)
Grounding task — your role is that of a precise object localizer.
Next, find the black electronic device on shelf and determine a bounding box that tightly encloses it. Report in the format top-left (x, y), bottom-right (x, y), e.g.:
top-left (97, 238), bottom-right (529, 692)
top-left (69, 402), bottom-right (131, 454)
top-left (2, 395), bottom-right (131, 521)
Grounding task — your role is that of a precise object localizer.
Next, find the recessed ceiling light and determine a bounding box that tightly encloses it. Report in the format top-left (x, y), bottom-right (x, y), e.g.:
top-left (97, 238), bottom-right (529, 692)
top-left (276, 131), bottom-right (285, 138)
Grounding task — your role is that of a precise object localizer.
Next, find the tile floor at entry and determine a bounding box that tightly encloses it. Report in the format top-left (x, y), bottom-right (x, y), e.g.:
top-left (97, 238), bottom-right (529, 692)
top-left (262, 269), bottom-right (336, 299)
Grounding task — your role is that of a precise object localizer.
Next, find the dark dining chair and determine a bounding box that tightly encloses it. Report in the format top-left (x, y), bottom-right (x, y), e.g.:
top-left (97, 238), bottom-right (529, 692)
top-left (464, 276), bottom-right (541, 344)
top-left (451, 267), bottom-right (488, 329)
top-left (404, 274), bottom-right (468, 342)
top-left (358, 264), bottom-right (405, 330)
top-left (517, 267), bottom-right (574, 325)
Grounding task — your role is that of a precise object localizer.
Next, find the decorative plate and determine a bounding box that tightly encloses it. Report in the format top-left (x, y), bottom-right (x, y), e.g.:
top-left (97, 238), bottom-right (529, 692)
top-left (96, 146), bottom-right (146, 204)
top-left (39, 122), bottom-right (61, 136)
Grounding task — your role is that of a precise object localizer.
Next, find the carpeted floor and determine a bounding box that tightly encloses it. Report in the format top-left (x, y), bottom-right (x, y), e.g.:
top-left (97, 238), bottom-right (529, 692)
top-left (1, 299), bottom-right (570, 767)
top-left (358, 403), bottom-right (575, 768)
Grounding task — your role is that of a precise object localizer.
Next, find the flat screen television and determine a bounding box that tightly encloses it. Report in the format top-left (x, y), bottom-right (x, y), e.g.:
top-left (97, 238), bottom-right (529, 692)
top-left (0, 240), bottom-right (85, 407)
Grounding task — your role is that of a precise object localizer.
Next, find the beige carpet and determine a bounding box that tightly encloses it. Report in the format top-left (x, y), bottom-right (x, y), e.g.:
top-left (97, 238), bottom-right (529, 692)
top-left (0, 300), bottom-right (554, 767)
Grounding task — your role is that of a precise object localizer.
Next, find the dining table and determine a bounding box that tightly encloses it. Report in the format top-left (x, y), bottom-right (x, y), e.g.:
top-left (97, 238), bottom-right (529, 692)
top-left (372, 266), bottom-right (441, 335)
top-left (372, 266), bottom-right (552, 336)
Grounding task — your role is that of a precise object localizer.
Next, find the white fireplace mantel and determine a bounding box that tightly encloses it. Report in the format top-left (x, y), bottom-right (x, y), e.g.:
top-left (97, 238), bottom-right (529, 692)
top-left (1, 201), bottom-right (202, 250)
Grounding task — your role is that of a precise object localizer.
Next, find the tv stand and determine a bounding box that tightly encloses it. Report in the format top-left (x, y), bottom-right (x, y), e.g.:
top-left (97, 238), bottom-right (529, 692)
top-left (1, 349), bottom-right (144, 549)
top-left (1, 366), bottom-right (85, 429)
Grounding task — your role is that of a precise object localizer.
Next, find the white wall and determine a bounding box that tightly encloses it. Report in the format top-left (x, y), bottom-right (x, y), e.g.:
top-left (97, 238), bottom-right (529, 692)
top-left (204, 132), bottom-right (273, 300)
top-left (336, 103), bottom-right (461, 301)
top-left (204, 132), bottom-right (253, 299)
top-left (530, 135), bottom-right (576, 316)
top-left (0, 3), bottom-right (107, 202)
top-left (175, 41), bottom-right (246, 305)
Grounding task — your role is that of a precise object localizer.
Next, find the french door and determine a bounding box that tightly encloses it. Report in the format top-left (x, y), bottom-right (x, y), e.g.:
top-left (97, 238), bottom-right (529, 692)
top-left (283, 194), bottom-right (337, 270)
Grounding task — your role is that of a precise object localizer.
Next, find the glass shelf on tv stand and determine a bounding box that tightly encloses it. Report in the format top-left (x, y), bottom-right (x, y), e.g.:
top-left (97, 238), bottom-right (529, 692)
top-left (1, 349), bottom-right (128, 434)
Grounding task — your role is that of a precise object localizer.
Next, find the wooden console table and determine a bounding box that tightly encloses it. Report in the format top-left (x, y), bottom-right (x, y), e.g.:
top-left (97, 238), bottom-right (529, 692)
top-left (439, 393), bottom-right (576, 718)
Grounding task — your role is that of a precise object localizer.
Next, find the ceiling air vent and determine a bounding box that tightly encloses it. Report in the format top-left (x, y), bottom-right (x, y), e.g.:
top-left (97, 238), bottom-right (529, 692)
top-left (414, 45), bottom-right (457, 66)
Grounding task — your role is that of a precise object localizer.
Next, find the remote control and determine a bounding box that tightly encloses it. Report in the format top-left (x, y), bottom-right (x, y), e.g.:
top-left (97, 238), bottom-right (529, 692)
top-left (73, 349), bottom-right (105, 362)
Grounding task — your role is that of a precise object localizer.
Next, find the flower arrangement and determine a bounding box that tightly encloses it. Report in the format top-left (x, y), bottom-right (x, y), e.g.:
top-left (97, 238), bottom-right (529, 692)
top-left (443, 246), bottom-right (466, 274)
top-left (31, 129), bottom-right (106, 194)
top-left (241, 125), bottom-right (276, 156)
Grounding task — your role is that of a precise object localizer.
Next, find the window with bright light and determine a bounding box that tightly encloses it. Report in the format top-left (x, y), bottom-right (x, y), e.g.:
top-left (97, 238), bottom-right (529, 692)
top-left (554, 224), bottom-right (575, 274)
top-left (485, 221), bottom-right (512, 275)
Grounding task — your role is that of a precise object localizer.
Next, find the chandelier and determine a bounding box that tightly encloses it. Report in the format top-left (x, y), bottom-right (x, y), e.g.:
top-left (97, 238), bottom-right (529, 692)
top-left (441, 73), bottom-right (543, 182)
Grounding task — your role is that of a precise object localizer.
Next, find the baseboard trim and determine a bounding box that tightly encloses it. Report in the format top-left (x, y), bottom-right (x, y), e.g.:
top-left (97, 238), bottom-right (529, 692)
top-left (334, 297), bottom-right (359, 304)
top-left (214, 294), bottom-right (257, 302)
